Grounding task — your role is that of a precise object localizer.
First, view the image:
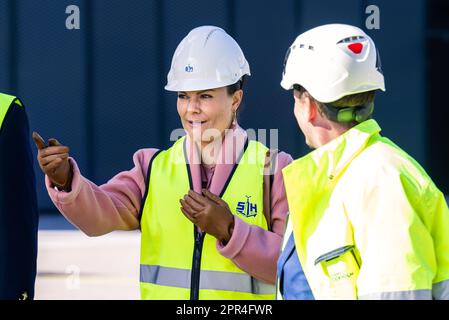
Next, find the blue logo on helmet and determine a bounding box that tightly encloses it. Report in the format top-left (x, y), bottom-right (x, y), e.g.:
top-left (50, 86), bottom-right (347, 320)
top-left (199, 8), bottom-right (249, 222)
top-left (185, 65), bottom-right (193, 73)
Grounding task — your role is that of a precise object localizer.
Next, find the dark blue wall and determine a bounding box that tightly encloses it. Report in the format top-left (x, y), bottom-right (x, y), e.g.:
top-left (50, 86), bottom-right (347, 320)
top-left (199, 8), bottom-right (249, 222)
top-left (0, 0), bottom-right (436, 213)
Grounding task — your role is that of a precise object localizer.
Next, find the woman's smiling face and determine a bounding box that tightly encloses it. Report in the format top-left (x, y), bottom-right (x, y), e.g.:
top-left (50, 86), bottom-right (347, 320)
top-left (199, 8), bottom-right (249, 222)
top-left (177, 86), bottom-right (242, 146)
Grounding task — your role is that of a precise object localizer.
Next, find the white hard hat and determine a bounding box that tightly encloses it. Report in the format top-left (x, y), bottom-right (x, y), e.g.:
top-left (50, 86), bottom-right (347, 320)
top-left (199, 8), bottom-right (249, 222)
top-left (281, 24), bottom-right (385, 103)
top-left (165, 26), bottom-right (250, 92)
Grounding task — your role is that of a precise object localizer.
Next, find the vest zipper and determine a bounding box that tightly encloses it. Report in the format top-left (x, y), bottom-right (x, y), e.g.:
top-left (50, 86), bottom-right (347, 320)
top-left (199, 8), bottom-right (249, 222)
top-left (190, 226), bottom-right (205, 300)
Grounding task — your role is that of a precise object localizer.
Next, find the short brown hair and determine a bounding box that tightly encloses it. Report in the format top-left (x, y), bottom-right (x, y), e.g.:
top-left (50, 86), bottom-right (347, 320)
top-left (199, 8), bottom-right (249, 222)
top-left (330, 91), bottom-right (376, 108)
top-left (293, 84), bottom-right (376, 128)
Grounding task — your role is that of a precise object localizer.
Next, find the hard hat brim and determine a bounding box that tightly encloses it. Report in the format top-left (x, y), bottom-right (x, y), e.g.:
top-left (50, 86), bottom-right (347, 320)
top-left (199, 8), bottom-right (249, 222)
top-left (165, 77), bottom-right (249, 92)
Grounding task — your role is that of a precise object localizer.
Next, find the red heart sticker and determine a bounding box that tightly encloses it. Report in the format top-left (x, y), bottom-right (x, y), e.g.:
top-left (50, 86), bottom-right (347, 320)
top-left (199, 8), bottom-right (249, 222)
top-left (348, 42), bottom-right (363, 54)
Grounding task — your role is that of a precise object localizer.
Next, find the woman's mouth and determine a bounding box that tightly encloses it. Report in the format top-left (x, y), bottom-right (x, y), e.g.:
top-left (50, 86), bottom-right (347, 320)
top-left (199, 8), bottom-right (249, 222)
top-left (187, 120), bottom-right (207, 127)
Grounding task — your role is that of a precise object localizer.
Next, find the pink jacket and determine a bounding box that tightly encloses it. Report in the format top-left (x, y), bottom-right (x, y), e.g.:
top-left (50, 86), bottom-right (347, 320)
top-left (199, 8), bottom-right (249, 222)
top-left (46, 125), bottom-right (292, 284)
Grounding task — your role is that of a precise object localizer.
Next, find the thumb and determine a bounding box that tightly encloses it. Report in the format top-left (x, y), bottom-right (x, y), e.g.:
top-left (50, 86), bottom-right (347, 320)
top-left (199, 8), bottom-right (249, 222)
top-left (202, 189), bottom-right (226, 206)
top-left (32, 131), bottom-right (46, 150)
top-left (48, 138), bottom-right (62, 147)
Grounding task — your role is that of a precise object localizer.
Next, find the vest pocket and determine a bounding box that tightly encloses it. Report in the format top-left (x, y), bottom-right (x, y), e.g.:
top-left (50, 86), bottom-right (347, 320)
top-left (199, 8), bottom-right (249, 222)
top-left (314, 245), bottom-right (360, 299)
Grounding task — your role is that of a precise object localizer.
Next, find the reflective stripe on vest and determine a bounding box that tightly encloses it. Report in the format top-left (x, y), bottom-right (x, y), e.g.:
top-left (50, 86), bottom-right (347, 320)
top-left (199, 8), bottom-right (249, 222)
top-left (140, 136), bottom-right (275, 300)
top-left (0, 93), bottom-right (21, 131)
top-left (433, 279), bottom-right (449, 300)
top-left (359, 290), bottom-right (432, 300)
top-left (359, 280), bottom-right (449, 300)
top-left (140, 265), bottom-right (274, 295)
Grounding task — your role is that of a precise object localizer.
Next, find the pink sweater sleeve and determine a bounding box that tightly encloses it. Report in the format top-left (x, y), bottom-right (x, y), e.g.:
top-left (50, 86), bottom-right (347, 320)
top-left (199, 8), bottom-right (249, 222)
top-left (46, 148), bottom-right (158, 236)
top-left (216, 152), bottom-right (293, 284)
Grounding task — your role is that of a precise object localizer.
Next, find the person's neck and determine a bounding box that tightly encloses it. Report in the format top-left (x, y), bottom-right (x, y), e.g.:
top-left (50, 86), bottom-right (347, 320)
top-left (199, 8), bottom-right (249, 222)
top-left (192, 122), bottom-right (236, 166)
top-left (196, 134), bottom-right (225, 166)
top-left (312, 121), bottom-right (349, 148)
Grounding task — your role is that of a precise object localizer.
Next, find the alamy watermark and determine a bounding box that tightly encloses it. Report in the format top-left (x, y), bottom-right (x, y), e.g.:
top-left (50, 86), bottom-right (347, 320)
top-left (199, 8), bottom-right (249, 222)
top-left (169, 126), bottom-right (279, 174)
top-left (66, 5), bottom-right (80, 30)
top-left (365, 5), bottom-right (380, 30)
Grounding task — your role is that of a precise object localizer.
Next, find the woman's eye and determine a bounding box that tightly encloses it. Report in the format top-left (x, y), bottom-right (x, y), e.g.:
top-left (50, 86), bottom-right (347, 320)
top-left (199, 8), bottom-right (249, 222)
top-left (178, 94), bottom-right (188, 99)
top-left (201, 94), bottom-right (212, 99)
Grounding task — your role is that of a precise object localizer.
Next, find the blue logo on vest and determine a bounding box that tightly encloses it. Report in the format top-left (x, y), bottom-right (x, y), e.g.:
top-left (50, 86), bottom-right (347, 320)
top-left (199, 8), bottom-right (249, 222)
top-left (236, 196), bottom-right (257, 218)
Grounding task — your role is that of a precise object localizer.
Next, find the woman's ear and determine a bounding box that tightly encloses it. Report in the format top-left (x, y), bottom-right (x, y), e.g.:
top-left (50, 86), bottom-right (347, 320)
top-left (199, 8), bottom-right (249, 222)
top-left (231, 89), bottom-right (243, 112)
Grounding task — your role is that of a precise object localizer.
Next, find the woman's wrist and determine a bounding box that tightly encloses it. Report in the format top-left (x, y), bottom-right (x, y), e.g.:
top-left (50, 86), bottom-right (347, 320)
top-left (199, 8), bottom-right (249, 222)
top-left (53, 163), bottom-right (73, 192)
top-left (220, 216), bottom-right (235, 245)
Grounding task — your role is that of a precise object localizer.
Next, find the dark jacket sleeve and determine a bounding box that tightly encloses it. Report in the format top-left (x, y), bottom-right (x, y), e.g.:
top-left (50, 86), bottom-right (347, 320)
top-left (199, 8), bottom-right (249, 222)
top-left (0, 101), bottom-right (39, 300)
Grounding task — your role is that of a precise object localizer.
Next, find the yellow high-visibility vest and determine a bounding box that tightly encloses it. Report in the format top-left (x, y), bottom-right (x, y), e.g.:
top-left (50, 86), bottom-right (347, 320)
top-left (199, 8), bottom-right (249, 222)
top-left (0, 93), bottom-right (22, 131)
top-left (139, 136), bottom-right (276, 300)
top-left (282, 119), bottom-right (449, 300)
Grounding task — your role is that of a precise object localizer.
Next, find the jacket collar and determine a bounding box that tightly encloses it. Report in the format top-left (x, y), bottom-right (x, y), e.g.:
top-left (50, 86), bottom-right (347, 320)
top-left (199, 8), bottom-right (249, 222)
top-left (294, 119), bottom-right (381, 180)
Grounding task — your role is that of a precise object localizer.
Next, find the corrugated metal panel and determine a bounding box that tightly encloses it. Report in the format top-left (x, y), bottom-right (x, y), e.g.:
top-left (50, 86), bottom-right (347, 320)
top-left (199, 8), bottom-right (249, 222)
top-left (0, 0), bottom-right (432, 212)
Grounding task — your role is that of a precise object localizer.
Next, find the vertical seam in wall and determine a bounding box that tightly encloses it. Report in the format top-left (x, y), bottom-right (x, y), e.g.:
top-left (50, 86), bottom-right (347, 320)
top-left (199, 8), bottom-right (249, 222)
top-left (423, 0), bottom-right (429, 170)
top-left (360, 0), bottom-right (367, 30)
top-left (227, 0), bottom-right (236, 38)
top-left (293, 0), bottom-right (304, 157)
top-left (157, 1), bottom-right (165, 148)
top-left (8, 0), bottom-right (18, 92)
top-left (84, 0), bottom-right (95, 180)
top-left (293, 0), bottom-right (301, 33)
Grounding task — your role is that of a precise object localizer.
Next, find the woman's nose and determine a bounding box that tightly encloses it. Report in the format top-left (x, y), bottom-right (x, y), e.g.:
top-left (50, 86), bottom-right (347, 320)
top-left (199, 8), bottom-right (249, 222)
top-left (187, 97), bottom-right (201, 113)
